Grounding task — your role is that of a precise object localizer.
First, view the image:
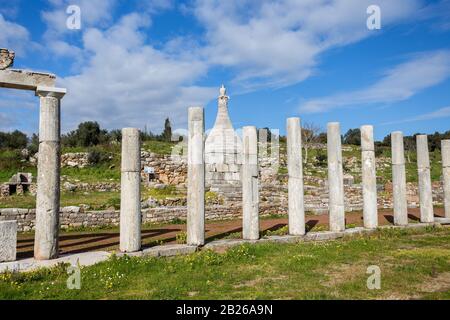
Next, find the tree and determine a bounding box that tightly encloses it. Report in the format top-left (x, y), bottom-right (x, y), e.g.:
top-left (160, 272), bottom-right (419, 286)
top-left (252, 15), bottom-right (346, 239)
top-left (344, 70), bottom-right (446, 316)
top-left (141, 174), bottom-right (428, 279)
top-left (162, 118), bottom-right (172, 142)
top-left (62, 121), bottom-right (108, 147)
top-left (404, 135), bottom-right (416, 163)
top-left (108, 129), bottom-right (122, 143)
top-left (27, 133), bottom-right (39, 155)
top-left (302, 122), bottom-right (322, 164)
top-left (343, 128), bottom-right (361, 145)
top-left (0, 130), bottom-right (28, 149)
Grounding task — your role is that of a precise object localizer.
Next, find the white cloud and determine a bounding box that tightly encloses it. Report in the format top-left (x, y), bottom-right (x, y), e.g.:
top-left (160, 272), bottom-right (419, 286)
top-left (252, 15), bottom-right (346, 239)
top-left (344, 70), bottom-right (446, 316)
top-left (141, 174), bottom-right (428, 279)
top-left (299, 50), bottom-right (450, 113)
top-left (0, 14), bottom-right (33, 56)
top-left (195, 0), bottom-right (421, 89)
top-left (383, 106), bottom-right (450, 125)
top-left (4, 0), bottom-right (442, 134)
top-left (59, 13), bottom-right (216, 132)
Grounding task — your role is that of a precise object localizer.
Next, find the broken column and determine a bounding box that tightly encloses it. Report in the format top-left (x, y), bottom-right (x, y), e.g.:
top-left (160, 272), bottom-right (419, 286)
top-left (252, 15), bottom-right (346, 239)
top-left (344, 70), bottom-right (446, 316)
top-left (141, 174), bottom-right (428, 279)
top-left (391, 132), bottom-right (408, 226)
top-left (34, 86), bottom-right (66, 260)
top-left (120, 128), bottom-right (141, 252)
top-left (242, 126), bottom-right (259, 240)
top-left (442, 140), bottom-right (450, 218)
top-left (0, 221), bottom-right (17, 262)
top-left (361, 125), bottom-right (378, 229)
top-left (187, 107), bottom-right (205, 246)
top-left (327, 122), bottom-right (345, 232)
top-left (417, 135), bottom-right (434, 223)
top-left (287, 118), bottom-right (305, 235)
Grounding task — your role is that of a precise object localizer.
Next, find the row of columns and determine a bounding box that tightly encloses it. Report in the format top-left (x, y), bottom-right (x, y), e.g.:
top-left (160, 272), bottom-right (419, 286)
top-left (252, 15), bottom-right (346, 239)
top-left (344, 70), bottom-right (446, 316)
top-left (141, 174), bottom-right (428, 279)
top-left (181, 108), bottom-right (450, 245)
top-left (32, 101), bottom-right (450, 259)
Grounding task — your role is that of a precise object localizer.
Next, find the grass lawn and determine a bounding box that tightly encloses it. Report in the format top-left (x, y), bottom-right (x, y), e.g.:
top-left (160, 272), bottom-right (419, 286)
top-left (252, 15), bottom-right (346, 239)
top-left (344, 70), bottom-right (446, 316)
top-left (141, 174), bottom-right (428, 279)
top-left (1, 226), bottom-right (449, 300)
top-left (0, 191), bottom-right (121, 210)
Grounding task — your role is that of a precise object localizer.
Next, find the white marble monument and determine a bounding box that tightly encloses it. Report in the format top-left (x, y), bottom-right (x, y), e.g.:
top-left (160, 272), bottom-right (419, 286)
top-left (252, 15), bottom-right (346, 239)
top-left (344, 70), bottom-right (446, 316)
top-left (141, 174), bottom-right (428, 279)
top-left (205, 85), bottom-right (242, 201)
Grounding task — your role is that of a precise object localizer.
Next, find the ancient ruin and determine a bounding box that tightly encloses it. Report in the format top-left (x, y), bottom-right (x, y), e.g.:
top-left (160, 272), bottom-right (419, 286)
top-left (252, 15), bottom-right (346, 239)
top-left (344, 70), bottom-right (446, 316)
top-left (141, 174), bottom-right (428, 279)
top-left (0, 48), bottom-right (15, 70)
top-left (1, 49), bottom-right (450, 267)
top-left (205, 85), bottom-right (242, 202)
top-left (0, 49), bottom-right (66, 261)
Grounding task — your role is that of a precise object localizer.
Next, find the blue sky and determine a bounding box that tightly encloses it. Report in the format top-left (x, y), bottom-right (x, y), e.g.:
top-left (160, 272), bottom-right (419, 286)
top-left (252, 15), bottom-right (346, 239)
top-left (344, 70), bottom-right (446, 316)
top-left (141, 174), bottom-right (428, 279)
top-left (0, 0), bottom-right (450, 140)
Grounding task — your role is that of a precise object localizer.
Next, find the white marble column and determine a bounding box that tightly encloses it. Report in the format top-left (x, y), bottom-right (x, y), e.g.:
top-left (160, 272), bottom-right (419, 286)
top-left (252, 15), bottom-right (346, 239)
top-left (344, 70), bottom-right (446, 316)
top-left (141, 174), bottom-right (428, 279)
top-left (327, 122), bottom-right (345, 232)
top-left (287, 118), bottom-right (305, 235)
top-left (361, 125), bottom-right (378, 229)
top-left (442, 140), bottom-right (450, 218)
top-left (187, 107), bottom-right (205, 246)
top-left (34, 86), bottom-right (66, 260)
top-left (242, 126), bottom-right (259, 240)
top-left (417, 135), bottom-right (434, 223)
top-left (391, 132), bottom-right (408, 226)
top-left (120, 128), bottom-right (141, 252)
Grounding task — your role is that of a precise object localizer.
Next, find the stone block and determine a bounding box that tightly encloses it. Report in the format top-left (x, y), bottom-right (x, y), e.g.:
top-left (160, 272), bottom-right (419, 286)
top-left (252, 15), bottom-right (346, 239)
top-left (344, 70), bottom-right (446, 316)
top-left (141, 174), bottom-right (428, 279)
top-left (0, 221), bottom-right (17, 262)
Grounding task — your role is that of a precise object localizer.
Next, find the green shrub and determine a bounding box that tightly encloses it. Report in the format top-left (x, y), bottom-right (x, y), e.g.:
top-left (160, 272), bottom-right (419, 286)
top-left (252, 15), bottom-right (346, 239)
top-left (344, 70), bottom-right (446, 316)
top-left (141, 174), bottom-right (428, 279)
top-left (87, 149), bottom-right (110, 165)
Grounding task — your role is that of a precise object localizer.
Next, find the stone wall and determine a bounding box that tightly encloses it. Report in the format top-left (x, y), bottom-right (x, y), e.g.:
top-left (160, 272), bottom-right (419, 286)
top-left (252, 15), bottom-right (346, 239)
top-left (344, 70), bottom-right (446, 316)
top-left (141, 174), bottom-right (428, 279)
top-left (1, 179), bottom-right (445, 232)
top-left (0, 203), bottom-right (285, 232)
top-left (140, 151), bottom-right (187, 186)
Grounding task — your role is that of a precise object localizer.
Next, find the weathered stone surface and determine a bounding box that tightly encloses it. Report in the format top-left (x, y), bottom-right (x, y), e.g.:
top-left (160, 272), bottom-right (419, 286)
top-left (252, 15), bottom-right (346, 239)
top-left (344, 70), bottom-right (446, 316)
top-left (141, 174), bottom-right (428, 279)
top-left (287, 118), bottom-right (305, 235)
top-left (143, 244), bottom-right (198, 257)
top-left (0, 48), bottom-right (15, 70)
top-left (120, 128), bottom-right (141, 253)
top-left (0, 221), bottom-right (17, 262)
top-left (327, 122), bottom-right (345, 232)
top-left (391, 132), bottom-right (408, 226)
top-left (205, 86), bottom-right (242, 201)
top-left (187, 107), bottom-right (205, 246)
top-left (0, 70), bottom-right (56, 91)
top-left (242, 126), bottom-right (259, 240)
top-left (361, 125), bottom-right (378, 229)
top-left (416, 135), bottom-right (434, 223)
top-left (441, 140), bottom-right (450, 218)
top-left (34, 88), bottom-right (65, 260)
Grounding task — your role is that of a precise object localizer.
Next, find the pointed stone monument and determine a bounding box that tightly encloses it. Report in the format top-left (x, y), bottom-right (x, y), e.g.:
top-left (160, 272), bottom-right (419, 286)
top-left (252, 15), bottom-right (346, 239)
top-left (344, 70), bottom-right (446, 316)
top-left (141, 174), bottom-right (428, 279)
top-left (205, 85), bottom-right (242, 201)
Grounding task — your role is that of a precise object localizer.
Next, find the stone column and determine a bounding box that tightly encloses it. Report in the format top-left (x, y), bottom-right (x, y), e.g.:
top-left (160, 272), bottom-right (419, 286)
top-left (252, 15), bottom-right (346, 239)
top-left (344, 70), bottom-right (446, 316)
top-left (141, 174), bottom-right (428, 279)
top-left (442, 140), bottom-right (450, 218)
top-left (417, 135), bottom-right (434, 223)
top-left (120, 128), bottom-right (141, 253)
top-left (287, 118), bottom-right (305, 235)
top-left (187, 107), bottom-right (205, 246)
top-left (391, 132), bottom-right (408, 226)
top-left (327, 122), bottom-right (345, 232)
top-left (34, 86), bottom-right (66, 260)
top-left (242, 126), bottom-right (259, 240)
top-left (361, 125), bottom-right (378, 229)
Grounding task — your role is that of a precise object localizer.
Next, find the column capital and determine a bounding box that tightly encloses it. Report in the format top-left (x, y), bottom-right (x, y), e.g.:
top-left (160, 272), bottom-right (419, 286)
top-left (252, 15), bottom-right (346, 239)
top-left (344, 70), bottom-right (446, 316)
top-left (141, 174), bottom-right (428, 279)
top-left (36, 86), bottom-right (67, 99)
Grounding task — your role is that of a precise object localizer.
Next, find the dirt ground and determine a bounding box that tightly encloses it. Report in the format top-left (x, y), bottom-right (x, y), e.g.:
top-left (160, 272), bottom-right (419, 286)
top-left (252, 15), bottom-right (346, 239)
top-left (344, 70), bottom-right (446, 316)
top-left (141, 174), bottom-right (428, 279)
top-left (16, 207), bottom-right (446, 259)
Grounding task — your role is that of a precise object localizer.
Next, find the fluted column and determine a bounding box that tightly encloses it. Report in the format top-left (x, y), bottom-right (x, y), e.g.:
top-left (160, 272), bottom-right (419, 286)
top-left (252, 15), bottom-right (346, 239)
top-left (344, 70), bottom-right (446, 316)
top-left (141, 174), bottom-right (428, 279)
top-left (120, 128), bottom-right (141, 252)
top-left (391, 132), bottom-right (408, 226)
top-left (187, 107), bottom-right (205, 246)
top-left (242, 126), bottom-right (259, 240)
top-left (416, 135), bottom-right (434, 223)
top-left (327, 122), bottom-right (345, 232)
top-left (287, 118), bottom-right (305, 235)
top-left (361, 125), bottom-right (378, 229)
top-left (34, 86), bottom-right (66, 260)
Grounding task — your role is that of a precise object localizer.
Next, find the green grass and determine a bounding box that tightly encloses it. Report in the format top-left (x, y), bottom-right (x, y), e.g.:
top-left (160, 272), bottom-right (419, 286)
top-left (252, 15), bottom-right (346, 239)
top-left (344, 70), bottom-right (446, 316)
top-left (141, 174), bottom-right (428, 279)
top-left (142, 140), bottom-right (176, 155)
top-left (0, 191), bottom-right (121, 210)
top-left (1, 227), bottom-right (449, 300)
top-left (0, 149), bottom-right (37, 183)
top-left (61, 165), bottom-right (120, 183)
top-left (143, 185), bottom-right (183, 200)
